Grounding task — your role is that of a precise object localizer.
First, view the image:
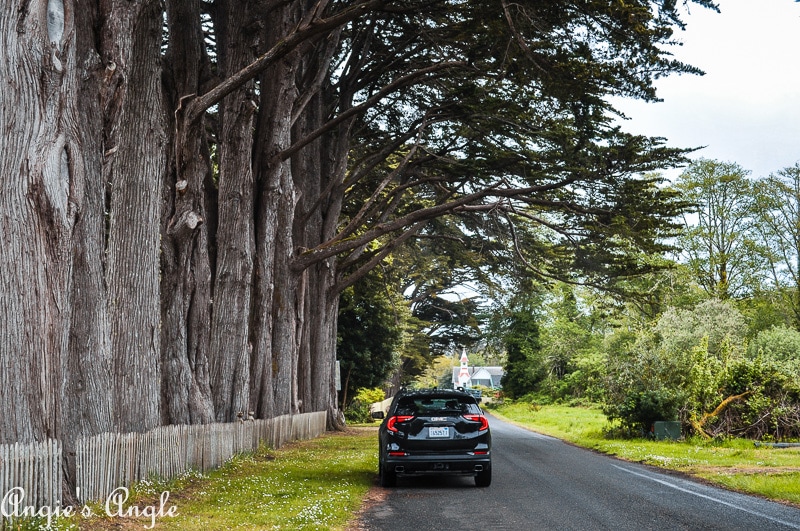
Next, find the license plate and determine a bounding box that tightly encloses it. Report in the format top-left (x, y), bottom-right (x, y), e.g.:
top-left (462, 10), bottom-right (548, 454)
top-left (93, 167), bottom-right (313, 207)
top-left (429, 426), bottom-right (449, 438)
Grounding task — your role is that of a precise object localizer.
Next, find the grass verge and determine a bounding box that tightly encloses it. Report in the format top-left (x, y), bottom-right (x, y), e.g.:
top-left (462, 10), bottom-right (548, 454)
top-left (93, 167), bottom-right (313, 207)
top-left (67, 427), bottom-right (378, 530)
top-left (488, 402), bottom-right (800, 507)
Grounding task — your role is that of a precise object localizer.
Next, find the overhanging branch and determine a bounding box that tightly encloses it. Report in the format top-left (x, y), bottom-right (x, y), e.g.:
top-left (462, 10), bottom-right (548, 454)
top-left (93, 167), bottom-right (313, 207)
top-left (182, 0), bottom-right (387, 128)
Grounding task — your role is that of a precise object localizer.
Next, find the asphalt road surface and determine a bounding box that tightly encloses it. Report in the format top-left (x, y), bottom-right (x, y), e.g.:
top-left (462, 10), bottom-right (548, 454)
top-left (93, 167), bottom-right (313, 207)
top-left (356, 414), bottom-right (800, 530)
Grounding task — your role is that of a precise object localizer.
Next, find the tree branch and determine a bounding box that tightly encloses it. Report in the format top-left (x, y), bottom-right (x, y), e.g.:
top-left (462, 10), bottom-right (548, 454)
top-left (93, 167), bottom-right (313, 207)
top-left (183, 0), bottom-right (386, 127)
top-left (278, 61), bottom-right (466, 163)
top-left (333, 221), bottom-right (428, 293)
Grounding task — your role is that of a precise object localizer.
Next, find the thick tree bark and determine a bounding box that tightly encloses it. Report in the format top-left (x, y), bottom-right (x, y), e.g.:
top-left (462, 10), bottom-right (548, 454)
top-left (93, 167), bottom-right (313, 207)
top-left (251, 0), bottom-right (304, 418)
top-left (63, 76), bottom-right (115, 502)
top-left (293, 94), bottom-right (343, 419)
top-left (1, 0), bottom-right (369, 451)
top-left (64, 2), bottom-right (115, 491)
top-left (101, 0), bottom-right (165, 434)
top-left (159, 0), bottom-right (216, 425)
top-left (208, 0), bottom-right (259, 423)
top-left (0, 0), bottom-right (79, 444)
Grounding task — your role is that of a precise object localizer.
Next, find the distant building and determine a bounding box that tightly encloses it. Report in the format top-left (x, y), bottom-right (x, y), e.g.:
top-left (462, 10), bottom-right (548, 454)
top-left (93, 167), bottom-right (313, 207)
top-left (451, 350), bottom-right (504, 389)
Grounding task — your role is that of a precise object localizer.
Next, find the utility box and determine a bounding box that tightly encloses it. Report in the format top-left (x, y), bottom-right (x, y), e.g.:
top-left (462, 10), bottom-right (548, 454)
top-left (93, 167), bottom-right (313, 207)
top-left (653, 421), bottom-right (681, 440)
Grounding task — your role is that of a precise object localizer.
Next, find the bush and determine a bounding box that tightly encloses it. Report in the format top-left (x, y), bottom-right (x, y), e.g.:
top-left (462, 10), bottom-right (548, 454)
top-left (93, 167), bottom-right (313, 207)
top-left (344, 387), bottom-right (386, 424)
top-left (344, 401), bottom-right (371, 423)
top-left (354, 387), bottom-right (385, 405)
top-left (603, 388), bottom-right (685, 436)
top-left (703, 356), bottom-right (800, 440)
top-left (501, 311), bottom-right (544, 399)
top-left (602, 301), bottom-right (770, 438)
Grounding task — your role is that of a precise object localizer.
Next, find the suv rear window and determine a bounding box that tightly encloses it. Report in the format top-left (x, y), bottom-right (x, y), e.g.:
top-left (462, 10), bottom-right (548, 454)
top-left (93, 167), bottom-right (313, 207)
top-left (396, 396), bottom-right (481, 416)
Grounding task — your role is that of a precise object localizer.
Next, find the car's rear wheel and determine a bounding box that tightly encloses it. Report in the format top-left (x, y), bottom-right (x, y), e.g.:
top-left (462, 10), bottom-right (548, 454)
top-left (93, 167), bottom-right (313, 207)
top-left (475, 467), bottom-right (491, 487)
top-left (379, 463), bottom-right (397, 487)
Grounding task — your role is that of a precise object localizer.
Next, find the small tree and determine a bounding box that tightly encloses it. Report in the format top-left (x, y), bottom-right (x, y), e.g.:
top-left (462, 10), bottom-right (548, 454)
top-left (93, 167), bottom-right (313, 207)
top-left (344, 387), bottom-right (386, 424)
top-left (603, 329), bottom-right (686, 434)
top-left (748, 326), bottom-right (800, 373)
top-left (604, 299), bottom-right (748, 435)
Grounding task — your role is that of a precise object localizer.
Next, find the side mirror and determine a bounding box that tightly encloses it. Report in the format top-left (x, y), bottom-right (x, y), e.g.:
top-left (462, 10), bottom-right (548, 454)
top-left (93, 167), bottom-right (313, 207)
top-left (371, 411), bottom-right (385, 420)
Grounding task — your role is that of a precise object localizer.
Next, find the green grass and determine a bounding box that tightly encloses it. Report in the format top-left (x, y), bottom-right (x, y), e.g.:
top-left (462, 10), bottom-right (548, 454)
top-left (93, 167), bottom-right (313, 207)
top-left (75, 428), bottom-right (378, 530)
top-left (489, 402), bottom-right (800, 506)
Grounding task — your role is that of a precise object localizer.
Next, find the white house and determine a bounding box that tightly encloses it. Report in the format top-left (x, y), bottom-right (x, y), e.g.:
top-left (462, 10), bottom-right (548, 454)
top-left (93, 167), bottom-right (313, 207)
top-left (451, 350), bottom-right (504, 389)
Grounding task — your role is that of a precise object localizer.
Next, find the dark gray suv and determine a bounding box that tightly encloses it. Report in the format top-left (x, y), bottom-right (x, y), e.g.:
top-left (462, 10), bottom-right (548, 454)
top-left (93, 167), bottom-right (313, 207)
top-left (374, 388), bottom-right (491, 487)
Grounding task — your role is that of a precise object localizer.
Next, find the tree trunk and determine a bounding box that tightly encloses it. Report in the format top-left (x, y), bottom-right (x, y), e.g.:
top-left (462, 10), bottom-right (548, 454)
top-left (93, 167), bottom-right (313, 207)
top-left (102, 0), bottom-right (166, 434)
top-left (1, 0), bottom-right (365, 453)
top-left (159, 0), bottom-right (216, 425)
top-left (292, 67), bottom-right (351, 424)
top-left (62, 0), bottom-right (116, 494)
top-left (208, 0), bottom-right (259, 422)
top-left (0, 0), bottom-right (79, 444)
top-left (251, 0), bottom-right (303, 418)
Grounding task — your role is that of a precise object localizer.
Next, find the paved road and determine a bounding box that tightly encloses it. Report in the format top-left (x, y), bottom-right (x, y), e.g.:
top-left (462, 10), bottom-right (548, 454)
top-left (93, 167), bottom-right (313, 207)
top-left (356, 414), bottom-right (800, 530)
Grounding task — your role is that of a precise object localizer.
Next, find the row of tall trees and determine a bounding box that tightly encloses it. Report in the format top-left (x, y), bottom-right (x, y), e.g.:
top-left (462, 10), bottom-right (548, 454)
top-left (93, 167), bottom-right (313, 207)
top-left (2, 0), bottom-right (718, 500)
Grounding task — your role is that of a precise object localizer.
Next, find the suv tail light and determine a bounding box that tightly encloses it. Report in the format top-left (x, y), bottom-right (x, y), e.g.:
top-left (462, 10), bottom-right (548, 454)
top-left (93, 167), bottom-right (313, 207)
top-left (463, 414), bottom-right (489, 431)
top-left (387, 415), bottom-right (415, 432)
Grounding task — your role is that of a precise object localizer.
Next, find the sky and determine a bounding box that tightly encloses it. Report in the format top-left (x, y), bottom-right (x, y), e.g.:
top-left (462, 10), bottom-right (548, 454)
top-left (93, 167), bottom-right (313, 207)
top-left (613, 0), bottom-right (800, 179)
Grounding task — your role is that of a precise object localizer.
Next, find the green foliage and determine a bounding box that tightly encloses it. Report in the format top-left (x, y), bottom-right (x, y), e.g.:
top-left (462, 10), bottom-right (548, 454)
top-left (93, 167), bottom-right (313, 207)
top-left (344, 388), bottom-right (386, 424)
top-left (676, 159), bottom-right (767, 299)
top-left (500, 310), bottom-right (545, 399)
top-left (602, 299), bottom-right (800, 440)
top-left (541, 285), bottom-right (594, 379)
top-left (708, 355), bottom-right (800, 440)
top-left (363, 217), bottom-right (494, 386)
top-left (751, 164), bottom-right (800, 329)
top-left (737, 294), bottom-right (790, 339)
top-left (337, 0), bottom-right (716, 301)
top-left (603, 300), bottom-right (747, 433)
top-left (337, 273), bottom-right (404, 402)
top-left (612, 388), bottom-right (684, 434)
top-left (748, 326), bottom-right (800, 365)
top-left (335, 16), bottom-right (800, 435)
top-left (355, 387), bottom-right (386, 405)
top-left (555, 351), bottom-right (608, 403)
top-left (654, 298), bottom-right (747, 359)
top-left (603, 328), bottom-right (688, 433)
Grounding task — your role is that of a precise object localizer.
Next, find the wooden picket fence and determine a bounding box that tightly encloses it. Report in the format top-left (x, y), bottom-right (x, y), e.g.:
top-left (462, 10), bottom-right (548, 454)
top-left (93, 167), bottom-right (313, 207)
top-left (0, 411), bottom-right (326, 515)
top-left (0, 439), bottom-right (62, 512)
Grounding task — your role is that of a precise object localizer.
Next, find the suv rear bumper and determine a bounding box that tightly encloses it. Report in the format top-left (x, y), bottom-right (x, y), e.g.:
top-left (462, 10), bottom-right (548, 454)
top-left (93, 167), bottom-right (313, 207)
top-left (384, 453), bottom-right (491, 475)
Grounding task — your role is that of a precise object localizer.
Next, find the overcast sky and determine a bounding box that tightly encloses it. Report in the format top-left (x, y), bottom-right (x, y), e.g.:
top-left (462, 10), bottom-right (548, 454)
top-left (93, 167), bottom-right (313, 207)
top-left (613, 0), bottom-right (800, 179)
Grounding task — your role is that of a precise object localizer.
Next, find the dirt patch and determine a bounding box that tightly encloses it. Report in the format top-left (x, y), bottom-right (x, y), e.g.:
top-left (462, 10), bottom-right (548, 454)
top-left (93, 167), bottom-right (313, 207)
top-left (346, 485), bottom-right (388, 531)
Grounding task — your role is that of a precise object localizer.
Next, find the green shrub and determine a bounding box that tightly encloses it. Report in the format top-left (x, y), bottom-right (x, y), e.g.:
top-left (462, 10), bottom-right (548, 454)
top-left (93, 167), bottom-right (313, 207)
top-left (354, 387), bottom-right (385, 405)
top-left (604, 388), bottom-right (685, 435)
top-left (344, 400), bottom-right (371, 423)
top-left (748, 326), bottom-right (800, 380)
top-left (344, 387), bottom-right (386, 424)
top-left (704, 356), bottom-right (800, 440)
